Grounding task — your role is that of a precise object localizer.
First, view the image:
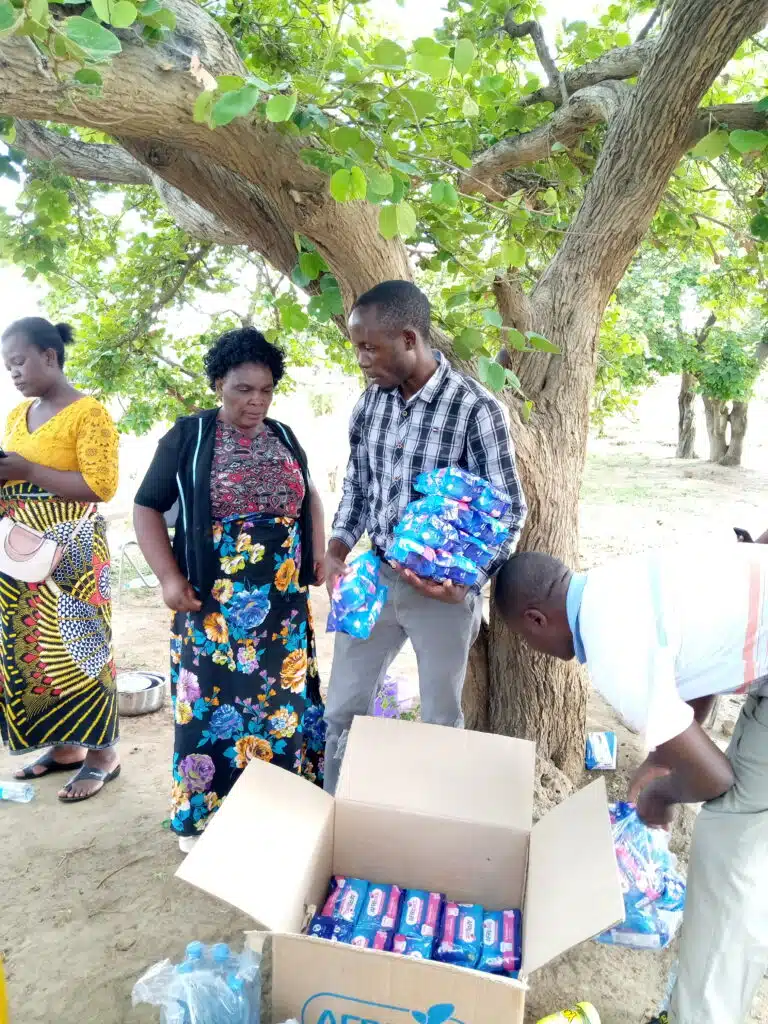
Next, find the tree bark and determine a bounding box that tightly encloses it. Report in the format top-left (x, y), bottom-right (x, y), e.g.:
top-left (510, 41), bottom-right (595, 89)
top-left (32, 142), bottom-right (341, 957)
top-left (676, 371), bottom-right (698, 458)
top-left (1, 0), bottom-right (766, 777)
top-left (703, 395), bottom-right (730, 463)
top-left (720, 401), bottom-right (748, 467)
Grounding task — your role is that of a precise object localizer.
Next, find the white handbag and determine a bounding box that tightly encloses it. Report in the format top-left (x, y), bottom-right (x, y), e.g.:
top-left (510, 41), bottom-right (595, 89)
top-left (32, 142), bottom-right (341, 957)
top-left (0, 503), bottom-right (96, 586)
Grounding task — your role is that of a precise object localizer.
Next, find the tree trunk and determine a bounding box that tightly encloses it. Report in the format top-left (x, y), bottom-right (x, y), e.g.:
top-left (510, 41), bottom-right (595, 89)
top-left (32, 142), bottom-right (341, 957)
top-left (703, 395), bottom-right (729, 462)
top-left (676, 371), bottom-right (698, 458)
top-left (720, 400), bottom-right (748, 467)
top-left (463, 620), bottom-right (490, 733)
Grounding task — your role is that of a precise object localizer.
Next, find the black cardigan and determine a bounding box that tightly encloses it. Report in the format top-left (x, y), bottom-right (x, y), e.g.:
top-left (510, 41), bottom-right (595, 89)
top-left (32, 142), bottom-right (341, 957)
top-left (135, 409), bottom-right (317, 596)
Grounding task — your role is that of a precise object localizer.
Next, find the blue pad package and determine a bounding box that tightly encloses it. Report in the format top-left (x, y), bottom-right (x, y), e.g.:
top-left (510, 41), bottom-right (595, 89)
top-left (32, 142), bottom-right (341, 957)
top-left (327, 553), bottom-right (388, 640)
top-left (434, 902), bottom-right (483, 968)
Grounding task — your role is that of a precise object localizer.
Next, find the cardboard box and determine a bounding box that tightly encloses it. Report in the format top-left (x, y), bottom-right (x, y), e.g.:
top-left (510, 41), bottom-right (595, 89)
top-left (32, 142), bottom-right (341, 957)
top-left (178, 717), bottom-right (624, 1024)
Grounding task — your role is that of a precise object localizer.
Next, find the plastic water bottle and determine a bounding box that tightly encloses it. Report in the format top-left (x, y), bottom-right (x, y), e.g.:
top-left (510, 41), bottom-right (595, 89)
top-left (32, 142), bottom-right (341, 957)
top-left (0, 781), bottom-right (34, 803)
top-left (211, 943), bottom-right (235, 976)
top-left (537, 1003), bottom-right (600, 1024)
top-left (228, 976), bottom-right (250, 1024)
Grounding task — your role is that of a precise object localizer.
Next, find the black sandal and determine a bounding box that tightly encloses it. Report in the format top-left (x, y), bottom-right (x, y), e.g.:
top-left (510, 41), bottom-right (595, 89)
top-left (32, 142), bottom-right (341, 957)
top-left (16, 751), bottom-right (86, 779)
top-left (58, 764), bottom-right (122, 803)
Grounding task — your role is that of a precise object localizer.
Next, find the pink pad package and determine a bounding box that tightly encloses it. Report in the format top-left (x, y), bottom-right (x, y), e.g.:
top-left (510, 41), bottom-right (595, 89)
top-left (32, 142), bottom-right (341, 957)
top-left (350, 927), bottom-right (393, 951)
top-left (319, 876), bottom-right (369, 926)
top-left (357, 883), bottom-right (403, 932)
top-left (435, 902), bottom-right (483, 968)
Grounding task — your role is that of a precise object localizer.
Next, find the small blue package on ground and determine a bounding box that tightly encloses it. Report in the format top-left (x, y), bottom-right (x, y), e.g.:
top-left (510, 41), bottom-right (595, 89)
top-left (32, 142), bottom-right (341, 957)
top-left (585, 731), bottom-right (618, 770)
top-left (327, 553), bottom-right (388, 640)
top-left (596, 802), bottom-right (686, 951)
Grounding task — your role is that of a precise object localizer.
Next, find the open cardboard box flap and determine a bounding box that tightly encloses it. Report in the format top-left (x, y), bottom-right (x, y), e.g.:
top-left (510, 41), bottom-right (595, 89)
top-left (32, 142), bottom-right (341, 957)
top-left (178, 717), bottom-right (623, 983)
top-left (522, 778), bottom-right (625, 974)
top-left (337, 716), bottom-right (535, 831)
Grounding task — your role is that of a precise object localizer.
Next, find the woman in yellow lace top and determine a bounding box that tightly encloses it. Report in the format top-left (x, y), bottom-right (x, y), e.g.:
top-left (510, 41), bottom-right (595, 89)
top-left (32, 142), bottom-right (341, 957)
top-left (0, 317), bottom-right (121, 803)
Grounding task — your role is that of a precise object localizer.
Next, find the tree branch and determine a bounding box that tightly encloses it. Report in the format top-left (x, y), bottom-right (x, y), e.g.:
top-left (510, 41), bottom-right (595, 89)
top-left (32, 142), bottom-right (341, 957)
top-left (461, 82), bottom-right (628, 199)
top-left (503, 15), bottom-right (568, 106)
top-left (519, 39), bottom-right (656, 107)
top-left (637, 3), bottom-right (666, 42)
top-left (13, 121), bottom-right (150, 184)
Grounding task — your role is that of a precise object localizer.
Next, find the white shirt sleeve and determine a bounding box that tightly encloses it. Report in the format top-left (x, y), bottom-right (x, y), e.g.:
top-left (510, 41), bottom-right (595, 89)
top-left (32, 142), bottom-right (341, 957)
top-left (579, 569), bottom-right (694, 750)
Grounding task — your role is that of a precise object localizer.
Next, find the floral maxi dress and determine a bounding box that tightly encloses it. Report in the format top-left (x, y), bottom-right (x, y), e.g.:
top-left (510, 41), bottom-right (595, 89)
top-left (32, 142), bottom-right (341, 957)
top-left (169, 422), bottom-right (324, 838)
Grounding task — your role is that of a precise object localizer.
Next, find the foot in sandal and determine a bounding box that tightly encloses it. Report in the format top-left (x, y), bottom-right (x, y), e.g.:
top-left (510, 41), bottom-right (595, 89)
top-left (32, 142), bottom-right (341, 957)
top-left (58, 747), bottom-right (121, 802)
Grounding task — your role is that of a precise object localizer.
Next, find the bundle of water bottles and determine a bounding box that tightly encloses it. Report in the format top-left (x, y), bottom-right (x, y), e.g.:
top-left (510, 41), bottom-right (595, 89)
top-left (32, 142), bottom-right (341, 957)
top-left (132, 941), bottom-right (260, 1023)
top-left (596, 802), bottom-right (686, 951)
top-left (385, 468), bottom-right (513, 589)
top-left (307, 876), bottom-right (522, 977)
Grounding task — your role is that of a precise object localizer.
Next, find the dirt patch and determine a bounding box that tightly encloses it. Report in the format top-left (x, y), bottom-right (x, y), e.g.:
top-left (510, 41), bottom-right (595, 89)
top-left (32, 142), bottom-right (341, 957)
top-left (3, 421), bottom-right (768, 1022)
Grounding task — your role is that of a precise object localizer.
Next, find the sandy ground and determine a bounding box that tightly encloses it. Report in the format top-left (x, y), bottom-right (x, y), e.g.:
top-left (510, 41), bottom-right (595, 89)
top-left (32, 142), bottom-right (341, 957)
top-left (2, 382), bottom-right (768, 1023)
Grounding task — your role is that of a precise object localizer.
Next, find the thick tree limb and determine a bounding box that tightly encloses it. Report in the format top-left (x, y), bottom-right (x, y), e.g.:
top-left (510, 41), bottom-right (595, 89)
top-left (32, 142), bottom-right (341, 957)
top-left (519, 39), bottom-right (655, 107)
top-left (461, 82), bottom-right (628, 198)
top-left (14, 121), bottom-right (149, 184)
top-left (463, 95), bottom-right (768, 199)
top-left (0, 0), bottom-right (410, 304)
top-left (503, 15), bottom-right (568, 106)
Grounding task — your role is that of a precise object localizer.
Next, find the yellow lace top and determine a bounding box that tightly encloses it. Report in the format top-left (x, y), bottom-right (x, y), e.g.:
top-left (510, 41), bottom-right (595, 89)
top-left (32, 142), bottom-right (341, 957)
top-left (3, 397), bottom-right (119, 502)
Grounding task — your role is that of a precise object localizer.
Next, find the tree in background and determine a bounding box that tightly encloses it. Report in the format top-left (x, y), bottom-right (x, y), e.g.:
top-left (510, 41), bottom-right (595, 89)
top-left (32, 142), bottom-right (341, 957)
top-left (1, 0), bottom-right (767, 774)
top-left (599, 249), bottom-right (767, 465)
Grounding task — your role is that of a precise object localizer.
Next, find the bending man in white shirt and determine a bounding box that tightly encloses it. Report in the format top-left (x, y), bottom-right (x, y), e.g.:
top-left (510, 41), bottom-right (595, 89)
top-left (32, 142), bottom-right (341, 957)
top-left (496, 544), bottom-right (768, 1024)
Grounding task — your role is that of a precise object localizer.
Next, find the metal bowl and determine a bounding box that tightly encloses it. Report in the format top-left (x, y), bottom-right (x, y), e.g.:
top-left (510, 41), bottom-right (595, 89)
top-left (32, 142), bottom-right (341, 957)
top-left (117, 672), bottom-right (168, 717)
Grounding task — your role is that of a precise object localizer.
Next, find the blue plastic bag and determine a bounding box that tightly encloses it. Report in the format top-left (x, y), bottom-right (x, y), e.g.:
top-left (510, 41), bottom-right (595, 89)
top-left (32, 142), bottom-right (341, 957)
top-left (596, 802), bottom-right (686, 951)
top-left (406, 496), bottom-right (510, 546)
top-left (327, 552), bottom-right (388, 640)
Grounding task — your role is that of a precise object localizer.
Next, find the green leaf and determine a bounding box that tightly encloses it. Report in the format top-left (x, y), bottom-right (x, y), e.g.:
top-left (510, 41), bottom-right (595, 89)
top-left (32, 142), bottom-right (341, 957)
top-left (193, 90), bottom-right (214, 124)
top-left (451, 148), bottom-right (472, 169)
top-left (462, 95), bottom-right (479, 118)
top-left (485, 361), bottom-right (506, 392)
top-left (542, 187), bottom-right (558, 206)
top-left (216, 75), bottom-right (245, 93)
top-left (400, 89), bottom-right (437, 119)
top-left (373, 38), bottom-right (406, 67)
top-left (298, 251), bottom-right (324, 280)
top-left (62, 16), bottom-right (122, 61)
top-left (453, 38), bottom-right (476, 76)
top-left (28, 0), bottom-right (48, 23)
top-left (412, 36), bottom-right (449, 58)
top-left (456, 327), bottom-right (484, 354)
top-left (211, 83), bottom-right (260, 127)
top-left (501, 240), bottom-right (526, 268)
top-left (750, 212), bottom-right (768, 242)
top-left (143, 5), bottom-right (174, 28)
top-left (368, 169), bottom-right (394, 196)
top-left (690, 130), bottom-right (729, 160)
top-left (410, 53), bottom-right (452, 80)
top-left (91, 0), bottom-right (136, 25)
top-left (0, 0), bottom-right (22, 32)
top-left (521, 400), bottom-right (534, 423)
top-left (504, 368), bottom-right (523, 391)
top-left (290, 264), bottom-right (311, 288)
top-left (482, 308), bottom-right (503, 328)
top-left (330, 166), bottom-right (367, 202)
top-left (379, 201), bottom-right (416, 239)
top-left (527, 332), bottom-right (560, 354)
top-left (430, 180), bottom-right (459, 208)
top-left (506, 328), bottom-right (526, 351)
top-left (755, 96), bottom-right (768, 113)
top-left (445, 291), bottom-right (469, 309)
top-left (307, 294), bottom-right (332, 323)
top-left (73, 67), bottom-right (103, 86)
top-left (385, 152), bottom-right (419, 176)
top-left (265, 92), bottom-right (297, 123)
top-left (729, 129), bottom-right (768, 155)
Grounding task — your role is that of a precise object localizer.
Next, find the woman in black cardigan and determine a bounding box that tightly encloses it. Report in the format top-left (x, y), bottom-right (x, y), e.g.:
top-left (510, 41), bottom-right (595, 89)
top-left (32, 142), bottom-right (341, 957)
top-left (134, 328), bottom-right (326, 852)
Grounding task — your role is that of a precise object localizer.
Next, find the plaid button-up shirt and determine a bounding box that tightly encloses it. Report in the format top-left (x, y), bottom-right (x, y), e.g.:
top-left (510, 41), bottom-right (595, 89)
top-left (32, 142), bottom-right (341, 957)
top-left (331, 353), bottom-right (527, 588)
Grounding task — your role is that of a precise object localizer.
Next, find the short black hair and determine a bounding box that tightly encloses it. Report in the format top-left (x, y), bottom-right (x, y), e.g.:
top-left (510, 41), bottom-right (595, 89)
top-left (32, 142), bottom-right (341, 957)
top-left (2, 317), bottom-right (74, 367)
top-left (352, 280), bottom-right (431, 339)
top-left (495, 552), bottom-right (569, 620)
top-left (204, 327), bottom-right (285, 390)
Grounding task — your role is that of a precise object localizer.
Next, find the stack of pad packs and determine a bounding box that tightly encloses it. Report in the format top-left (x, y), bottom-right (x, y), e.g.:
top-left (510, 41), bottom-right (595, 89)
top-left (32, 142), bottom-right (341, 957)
top-left (386, 468), bottom-right (513, 589)
top-left (596, 802), bottom-right (686, 951)
top-left (327, 552), bottom-right (388, 640)
top-left (307, 876), bottom-right (522, 978)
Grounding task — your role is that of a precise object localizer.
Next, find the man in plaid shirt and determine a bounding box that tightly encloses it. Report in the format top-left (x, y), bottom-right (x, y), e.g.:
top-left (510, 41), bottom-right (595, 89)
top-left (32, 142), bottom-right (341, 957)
top-left (323, 280), bottom-right (527, 792)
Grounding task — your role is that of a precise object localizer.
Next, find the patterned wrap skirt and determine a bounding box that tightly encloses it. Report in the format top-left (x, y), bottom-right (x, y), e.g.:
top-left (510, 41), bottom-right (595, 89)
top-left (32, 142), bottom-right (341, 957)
top-left (0, 484), bottom-right (117, 753)
top-left (169, 514), bottom-right (325, 837)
